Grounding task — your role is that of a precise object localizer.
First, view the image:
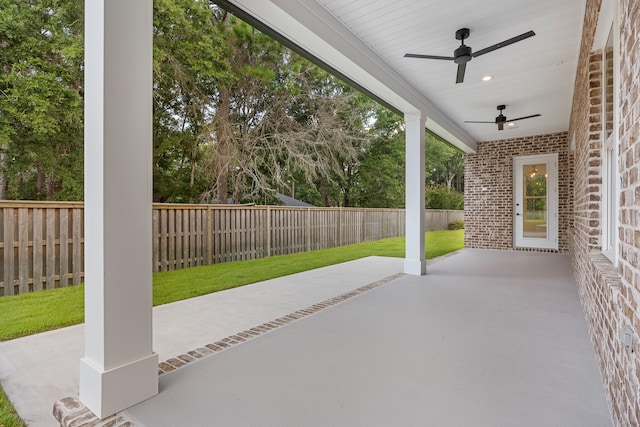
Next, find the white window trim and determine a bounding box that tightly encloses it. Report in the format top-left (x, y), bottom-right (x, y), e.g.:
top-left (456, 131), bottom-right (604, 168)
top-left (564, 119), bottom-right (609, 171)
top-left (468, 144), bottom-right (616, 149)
top-left (595, 0), bottom-right (620, 265)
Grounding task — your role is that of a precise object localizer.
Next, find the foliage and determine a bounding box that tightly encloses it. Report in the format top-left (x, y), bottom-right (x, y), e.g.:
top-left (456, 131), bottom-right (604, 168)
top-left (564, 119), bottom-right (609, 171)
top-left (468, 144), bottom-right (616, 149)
top-left (152, 0), bottom-right (230, 203)
top-left (425, 184), bottom-right (464, 209)
top-left (525, 173), bottom-right (547, 217)
top-left (0, 0), bottom-right (465, 206)
top-left (197, 14), bottom-right (374, 205)
top-left (448, 220), bottom-right (464, 230)
top-left (348, 112), bottom-right (466, 209)
top-left (0, 0), bottom-right (84, 200)
top-left (425, 132), bottom-right (465, 193)
top-left (0, 230), bottom-right (463, 342)
top-left (350, 105), bottom-right (406, 208)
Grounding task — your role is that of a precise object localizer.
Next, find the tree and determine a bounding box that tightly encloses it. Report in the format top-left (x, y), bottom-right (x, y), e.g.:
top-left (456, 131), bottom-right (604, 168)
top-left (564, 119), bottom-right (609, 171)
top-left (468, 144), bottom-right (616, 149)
top-left (0, 0), bottom-right (84, 200)
top-left (424, 134), bottom-right (464, 209)
top-left (350, 105), bottom-right (406, 208)
top-left (199, 14), bottom-right (368, 205)
top-left (289, 71), bottom-right (375, 207)
top-left (425, 133), bottom-right (464, 192)
top-left (425, 184), bottom-right (464, 209)
top-left (0, 1), bottom-right (464, 207)
top-left (348, 108), bottom-right (466, 209)
top-left (152, 0), bottom-right (229, 202)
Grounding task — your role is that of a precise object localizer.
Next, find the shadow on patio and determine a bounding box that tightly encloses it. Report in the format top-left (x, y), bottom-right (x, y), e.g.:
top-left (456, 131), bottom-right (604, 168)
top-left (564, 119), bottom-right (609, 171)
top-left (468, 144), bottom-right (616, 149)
top-left (123, 249), bottom-right (611, 427)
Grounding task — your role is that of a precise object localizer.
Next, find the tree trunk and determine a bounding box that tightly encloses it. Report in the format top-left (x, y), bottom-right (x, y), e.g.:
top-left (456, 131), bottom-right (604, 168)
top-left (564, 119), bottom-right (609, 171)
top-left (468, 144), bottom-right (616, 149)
top-left (446, 173), bottom-right (454, 190)
top-left (215, 86), bottom-right (231, 204)
top-left (47, 173), bottom-right (62, 200)
top-left (189, 148), bottom-right (197, 204)
top-left (37, 159), bottom-right (45, 199)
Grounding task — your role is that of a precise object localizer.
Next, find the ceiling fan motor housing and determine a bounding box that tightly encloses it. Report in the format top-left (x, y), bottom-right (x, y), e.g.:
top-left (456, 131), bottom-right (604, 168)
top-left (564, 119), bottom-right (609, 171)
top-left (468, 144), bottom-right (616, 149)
top-left (454, 45), bottom-right (472, 64)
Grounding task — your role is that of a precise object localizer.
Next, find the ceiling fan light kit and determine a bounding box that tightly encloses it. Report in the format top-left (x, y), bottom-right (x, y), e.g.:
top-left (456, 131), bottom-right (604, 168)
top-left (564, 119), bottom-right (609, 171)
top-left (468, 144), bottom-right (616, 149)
top-left (404, 28), bottom-right (536, 84)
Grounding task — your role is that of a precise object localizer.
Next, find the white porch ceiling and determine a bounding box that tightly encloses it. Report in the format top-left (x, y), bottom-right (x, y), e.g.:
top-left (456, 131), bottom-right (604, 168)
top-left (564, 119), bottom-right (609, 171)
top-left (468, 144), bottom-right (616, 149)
top-left (223, 0), bottom-right (585, 152)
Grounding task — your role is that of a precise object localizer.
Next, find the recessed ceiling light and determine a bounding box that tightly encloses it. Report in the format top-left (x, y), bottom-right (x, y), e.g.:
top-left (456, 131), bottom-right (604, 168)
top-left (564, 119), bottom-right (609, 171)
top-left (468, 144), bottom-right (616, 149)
top-left (482, 75), bottom-right (493, 82)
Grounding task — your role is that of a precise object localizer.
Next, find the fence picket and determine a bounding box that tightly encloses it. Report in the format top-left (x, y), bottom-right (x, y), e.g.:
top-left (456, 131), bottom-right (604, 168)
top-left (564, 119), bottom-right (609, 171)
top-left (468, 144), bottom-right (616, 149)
top-left (33, 209), bottom-right (44, 292)
top-left (59, 209), bottom-right (69, 287)
top-left (152, 209), bottom-right (159, 272)
top-left (168, 209), bottom-right (175, 271)
top-left (18, 208), bottom-right (29, 294)
top-left (46, 209), bottom-right (56, 289)
top-left (195, 209), bottom-right (201, 266)
top-left (72, 209), bottom-right (82, 285)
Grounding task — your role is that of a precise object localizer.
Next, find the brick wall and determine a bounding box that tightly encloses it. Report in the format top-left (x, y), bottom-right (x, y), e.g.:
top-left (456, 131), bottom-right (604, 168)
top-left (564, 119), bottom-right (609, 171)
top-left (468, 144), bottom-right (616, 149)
top-left (568, 0), bottom-right (640, 425)
top-left (464, 132), bottom-right (572, 253)
top-left (618, 0), bottom-right (640, 307)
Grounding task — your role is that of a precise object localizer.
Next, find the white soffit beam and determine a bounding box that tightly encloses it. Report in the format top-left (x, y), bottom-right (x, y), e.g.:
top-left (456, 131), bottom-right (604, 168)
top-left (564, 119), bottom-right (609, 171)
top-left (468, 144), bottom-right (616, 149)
top-left (225, 0), bottom-right (477, 153)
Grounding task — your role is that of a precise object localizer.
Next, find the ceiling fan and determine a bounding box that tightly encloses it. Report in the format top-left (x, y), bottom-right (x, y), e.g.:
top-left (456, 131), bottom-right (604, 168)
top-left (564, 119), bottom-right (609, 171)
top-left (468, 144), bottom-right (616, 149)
top-left (464, 105), bottom-right (541, 131)
top-left (404, 28), bottom-right (535, 84)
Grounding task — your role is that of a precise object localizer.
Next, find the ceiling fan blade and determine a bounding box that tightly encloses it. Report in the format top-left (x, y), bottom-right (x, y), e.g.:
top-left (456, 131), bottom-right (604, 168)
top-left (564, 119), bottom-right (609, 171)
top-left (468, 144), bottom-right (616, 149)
top-left (472, 30), bottom-right (536, 58)
top-left (404, 53), bottom-right (454, 60)
top-left (456, 62), bottom-right (466, 83)
top-left (464, 120), bottom-right (495, 124)
top-left (498, 122), bottom-right (505, 131)
top-left (509, 113), bottom-right (542, 121)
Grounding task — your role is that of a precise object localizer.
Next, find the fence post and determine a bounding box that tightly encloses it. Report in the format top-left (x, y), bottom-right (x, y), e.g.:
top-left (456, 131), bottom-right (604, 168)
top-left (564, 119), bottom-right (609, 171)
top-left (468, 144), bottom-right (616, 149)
top-left (3, 208), bottom-right (14, 296)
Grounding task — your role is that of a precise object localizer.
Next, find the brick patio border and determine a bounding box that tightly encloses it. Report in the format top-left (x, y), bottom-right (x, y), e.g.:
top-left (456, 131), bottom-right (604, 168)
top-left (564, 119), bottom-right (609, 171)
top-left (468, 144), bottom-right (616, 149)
top-left (53, 272), bottom-right (405, 427)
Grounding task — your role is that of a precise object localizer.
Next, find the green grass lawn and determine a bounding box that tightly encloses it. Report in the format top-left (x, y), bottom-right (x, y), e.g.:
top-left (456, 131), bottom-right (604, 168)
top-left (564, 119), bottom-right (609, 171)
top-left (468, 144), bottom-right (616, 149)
top-left (0, 230), bottom-right (463, 426)
top-left (0, 385), bottom-right (24, 427)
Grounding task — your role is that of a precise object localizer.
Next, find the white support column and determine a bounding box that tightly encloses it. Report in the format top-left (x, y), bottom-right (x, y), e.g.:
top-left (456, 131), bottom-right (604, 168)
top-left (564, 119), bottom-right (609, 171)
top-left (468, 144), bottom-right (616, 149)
top-left (80, 0), bottom-right (158, 419)
top-left (404, 111), bottom-right (427, 275)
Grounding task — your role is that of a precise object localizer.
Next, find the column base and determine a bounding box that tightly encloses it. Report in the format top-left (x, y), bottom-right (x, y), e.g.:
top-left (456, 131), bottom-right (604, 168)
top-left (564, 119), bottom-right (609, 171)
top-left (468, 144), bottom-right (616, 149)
top-left (79, 353), bottom-right (158, 419)
top-left (404, 258), bottom-right (427, 275)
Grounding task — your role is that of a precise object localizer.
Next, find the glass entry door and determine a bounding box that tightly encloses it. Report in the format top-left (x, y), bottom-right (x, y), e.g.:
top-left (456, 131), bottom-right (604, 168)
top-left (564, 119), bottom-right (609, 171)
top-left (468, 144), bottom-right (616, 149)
top-left (514, 154), bottom-right (558, 250)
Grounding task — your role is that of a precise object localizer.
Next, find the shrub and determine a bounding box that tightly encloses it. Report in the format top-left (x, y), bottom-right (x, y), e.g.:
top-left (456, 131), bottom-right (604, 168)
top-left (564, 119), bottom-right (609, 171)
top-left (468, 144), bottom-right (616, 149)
top-left (448, 220), bottom-right (464, 230)
top-left (425, 184), bottom-right (464, 210)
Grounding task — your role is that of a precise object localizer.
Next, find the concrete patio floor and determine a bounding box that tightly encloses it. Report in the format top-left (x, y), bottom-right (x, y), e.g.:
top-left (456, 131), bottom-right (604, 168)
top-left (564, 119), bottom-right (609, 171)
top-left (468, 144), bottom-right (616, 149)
top-left (123, 249), bottom-right (612, 427)
top-left (0, 256), bottom-right (405, 426)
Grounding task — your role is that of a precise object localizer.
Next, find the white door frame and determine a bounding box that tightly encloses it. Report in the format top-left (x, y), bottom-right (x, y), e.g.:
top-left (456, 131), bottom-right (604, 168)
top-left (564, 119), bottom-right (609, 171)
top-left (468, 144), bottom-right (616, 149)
top-left (513, 153), bottom-right (558, 250)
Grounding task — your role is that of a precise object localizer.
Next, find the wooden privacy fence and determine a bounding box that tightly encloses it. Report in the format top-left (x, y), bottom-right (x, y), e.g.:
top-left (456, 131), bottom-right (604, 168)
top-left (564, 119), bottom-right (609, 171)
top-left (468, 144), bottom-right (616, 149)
top-left (0, 201), bottom-right (463, 296)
